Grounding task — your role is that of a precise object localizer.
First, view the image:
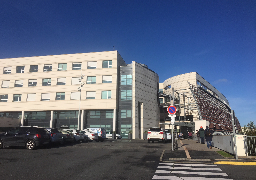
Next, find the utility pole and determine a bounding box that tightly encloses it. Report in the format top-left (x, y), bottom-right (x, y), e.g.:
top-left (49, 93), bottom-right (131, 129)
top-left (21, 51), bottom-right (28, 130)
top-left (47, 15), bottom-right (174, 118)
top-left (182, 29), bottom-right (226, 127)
top-left (232, 110), bottom-right (238, 160)
top-left (78, 74), bottom-right (84, 130)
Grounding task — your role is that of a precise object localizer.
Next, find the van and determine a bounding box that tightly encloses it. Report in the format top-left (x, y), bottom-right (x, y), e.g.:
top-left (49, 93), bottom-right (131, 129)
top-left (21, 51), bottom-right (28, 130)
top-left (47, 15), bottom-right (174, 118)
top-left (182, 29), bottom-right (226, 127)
top-left (87, 128), bottom-right (106, 142)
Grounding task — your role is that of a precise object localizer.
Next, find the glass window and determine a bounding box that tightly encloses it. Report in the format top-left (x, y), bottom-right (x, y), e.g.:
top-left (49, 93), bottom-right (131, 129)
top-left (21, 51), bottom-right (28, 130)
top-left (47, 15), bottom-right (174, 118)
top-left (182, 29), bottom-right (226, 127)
top-left (0, 94), bottom-right (8, 102)
top-left (86, 76), bottom-right (96, 84)
top-left (28, 79), bottom-right (37, 87)
top-left (89, 111), bottom-right (100, 118)
top-left (121, 110), bottom-right (132, 118)
top-left (72, 62), bottom-right (82, 70)
top-left (86, 91), bottom-right (96, 99)
top-left (13, 94), bottom-right (22, 102)
top-left (58, 63), bottom-right (67, 71)
top-left (71, 77), bottom-right (80, 85)
top-left (29, 65), bottom-right (38, 72)
top-left (87, 61), bottom-right (97, 69)
top-left (27, 93), bottom-right (36, 101)
top-left (43, 64), bottom-right (52, 72)
top-left (106, 110), bottom-right (113, 118)
top-left (14, 80), bottom-right (23, 87)
top-left (102, 75), bottom-right (112, 83)
top-left (1, 80), bottom-right (10, 88)
top-left (56, 92), bottom-right (65, 100)
top-left (159, 98), bottom-right (163, 104)
top-left (41, 93), bottom-right (50, 101)
top-left (16, 66), bottom-right (25, 73)
top-left (121, 75), bottom-right (132, 85)
top-left (121, 90), bottom-right (132, 100)
top-left (42, 78), bottom-right (51, 86)
top-left (101, 90), bottom-right (111, 99)
top-left (70, 92), bottom-right (80, 100)
top-left (57, 78), bottom-right (66, 85)
top-left (159, 89), bottom-right (163, 93)
top-left (3, 67), bottom-right (11, 74)
top-left (102, 60), bottom-right (112, 68)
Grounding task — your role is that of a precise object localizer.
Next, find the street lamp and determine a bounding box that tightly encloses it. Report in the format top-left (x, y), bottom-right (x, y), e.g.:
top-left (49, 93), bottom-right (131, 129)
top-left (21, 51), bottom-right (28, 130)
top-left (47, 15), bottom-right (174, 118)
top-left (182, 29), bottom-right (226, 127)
top-left (77, 74), bottom-right (84, 130)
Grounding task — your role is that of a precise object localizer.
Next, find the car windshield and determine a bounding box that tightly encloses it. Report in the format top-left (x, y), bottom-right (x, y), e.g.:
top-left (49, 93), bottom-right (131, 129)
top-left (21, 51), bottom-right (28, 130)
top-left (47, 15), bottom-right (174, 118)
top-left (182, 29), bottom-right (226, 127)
top-left (149, 128), bottom-right (161, 132)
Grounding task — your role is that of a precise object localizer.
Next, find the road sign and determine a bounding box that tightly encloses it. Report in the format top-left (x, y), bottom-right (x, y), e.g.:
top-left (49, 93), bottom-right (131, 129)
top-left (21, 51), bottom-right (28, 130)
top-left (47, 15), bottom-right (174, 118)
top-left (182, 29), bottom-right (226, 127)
top-left (168, 106), bottom-right (176, 114)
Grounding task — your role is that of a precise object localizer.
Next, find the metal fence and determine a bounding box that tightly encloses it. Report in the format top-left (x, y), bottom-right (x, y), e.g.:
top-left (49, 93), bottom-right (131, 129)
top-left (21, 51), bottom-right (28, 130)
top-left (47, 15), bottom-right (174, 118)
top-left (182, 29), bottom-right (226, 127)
top-left (247, 136), bottom-right (256, 156)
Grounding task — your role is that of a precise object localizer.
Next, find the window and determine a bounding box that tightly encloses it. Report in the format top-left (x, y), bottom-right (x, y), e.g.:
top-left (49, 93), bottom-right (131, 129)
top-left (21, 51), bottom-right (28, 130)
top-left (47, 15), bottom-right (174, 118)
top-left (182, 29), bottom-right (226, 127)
top-left (102, 60), bottom-right (112, 68)
top-left (106, 110), bottom-right (113, 118)
top-left (27, 93), bottom-right (36, 101)
top-left (102, 75), bottom-right (112, 83)
top-left (87, 61), bottom-right (97, 69)
top-left (43, 64), bottom-right (52, 72)
top-left (101, 90), bottom-right (111, 99)
top-left (3, 67), bottom-right (11, 74)
top-left (121, 110), bottom-right (132, 118)
top-left (28, 79), bottom-right (37, 87)
top-left (0, 94), bottom-right (8, 102)
top-left (121, 75), bottom-right (132, 85)
top-left (72, 62), bottom-right (82, 70)
top-left (42, 78), bottom-right (51, 86)
top-left (86, 76), bottom-right (96, 84)
top-left (16, 66), bottom-right (25, 73)
top-left (89, 111), bottom-right (100, 118)
top-left (57, 78), bottom-right (66, 85)
top-left (13, 94), bottom-right (22, 102)
top-left (159, 98), bottom-right (163, 104)
top-left (41, 93), bottom-right (50, 101)
top-left (70, 92), bottom-right (80, 100)
top-left (86, 91), bottom-right (96, 99)
top-left (121, 90), bottom-right (132, 100)
top-left (58, 63), bottom-right (67, 71)
top-left (1, 80), bottom-right (10, 88)
top-left (159, 89), bottom-right (163, 93)
top-left (71, 77), bottom-right (80, 85)
top-left (14, 80), bottom-right (23, 87)
top-left (56, 92), bottom-right (65, 100)
top-left (29, 65), bottom-right (38, 72)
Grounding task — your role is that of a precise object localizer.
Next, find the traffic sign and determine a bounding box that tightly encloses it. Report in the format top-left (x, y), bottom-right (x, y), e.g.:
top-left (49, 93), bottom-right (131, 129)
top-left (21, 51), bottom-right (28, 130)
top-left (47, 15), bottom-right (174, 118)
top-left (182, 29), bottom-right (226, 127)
top-left (168, 106), bottom-right (176, 114)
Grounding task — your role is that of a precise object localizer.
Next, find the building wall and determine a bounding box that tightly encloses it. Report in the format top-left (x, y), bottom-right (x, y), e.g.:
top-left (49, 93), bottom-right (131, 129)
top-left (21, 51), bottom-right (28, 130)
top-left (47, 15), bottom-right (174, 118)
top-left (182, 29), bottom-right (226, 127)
top-left (132, 62), bottom-right (160, 139)
top-left (0, 51), bottom-right (122, 111)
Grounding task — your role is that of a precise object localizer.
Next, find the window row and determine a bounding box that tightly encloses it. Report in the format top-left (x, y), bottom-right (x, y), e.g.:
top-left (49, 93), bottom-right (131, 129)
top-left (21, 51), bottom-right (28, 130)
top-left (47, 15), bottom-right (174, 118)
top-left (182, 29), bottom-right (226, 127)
top-left (1, 76), bottom-right (112, 88)
top-left (2, 60), bottom-right (112, 74)
top-left (0, 91), bottom-right (112, 102)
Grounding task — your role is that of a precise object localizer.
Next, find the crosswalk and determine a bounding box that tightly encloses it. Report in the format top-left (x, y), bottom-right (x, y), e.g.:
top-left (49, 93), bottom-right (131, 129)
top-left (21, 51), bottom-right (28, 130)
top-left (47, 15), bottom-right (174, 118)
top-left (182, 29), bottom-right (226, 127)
top-left (152, 162), bottom-right (232, 180)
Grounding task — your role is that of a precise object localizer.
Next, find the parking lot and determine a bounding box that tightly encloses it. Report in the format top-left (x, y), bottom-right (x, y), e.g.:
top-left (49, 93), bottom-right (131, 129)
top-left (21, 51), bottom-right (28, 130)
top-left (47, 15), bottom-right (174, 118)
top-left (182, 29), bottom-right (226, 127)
top-left (0, 139), bottom-right (169, 180)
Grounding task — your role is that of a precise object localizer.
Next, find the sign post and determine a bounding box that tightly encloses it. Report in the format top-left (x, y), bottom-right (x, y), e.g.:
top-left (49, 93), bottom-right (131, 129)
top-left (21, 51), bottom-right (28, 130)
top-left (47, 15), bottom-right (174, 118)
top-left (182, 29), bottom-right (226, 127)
top-left (167, 106), bottom-right (176, 151)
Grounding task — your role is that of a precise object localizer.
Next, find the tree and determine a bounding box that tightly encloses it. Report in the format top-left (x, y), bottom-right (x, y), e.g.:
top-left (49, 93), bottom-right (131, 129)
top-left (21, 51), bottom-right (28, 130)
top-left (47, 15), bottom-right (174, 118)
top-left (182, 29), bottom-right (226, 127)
top-left (240, 121), bottom-right (256, 136)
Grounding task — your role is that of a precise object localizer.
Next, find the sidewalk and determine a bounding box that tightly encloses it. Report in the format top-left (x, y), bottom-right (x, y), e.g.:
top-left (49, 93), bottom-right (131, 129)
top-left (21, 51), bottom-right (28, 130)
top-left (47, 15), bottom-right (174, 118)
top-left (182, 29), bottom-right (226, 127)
top-left (162, 138), bottom-right (229, 161)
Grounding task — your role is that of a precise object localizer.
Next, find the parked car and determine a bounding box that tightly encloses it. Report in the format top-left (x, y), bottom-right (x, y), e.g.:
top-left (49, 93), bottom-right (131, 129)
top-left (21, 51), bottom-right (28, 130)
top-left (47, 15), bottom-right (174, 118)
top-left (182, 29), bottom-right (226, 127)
top-left (164, 129), bottom-right (172, 143)
top-left (106, 132), bottom-right (122, 139)
top-left (60, 129), bottom-right (75, 143)
top-left (62, 129), bottom-right (84, 142)
top-left (87, 128), bottom-right (106, 142)
top-left (0, 127), bottom-right (51, 150)
top-left (147, 127), bottom-right (165, 143)
top-left (46, 128), bottom-right (64, 145)
top-left (81, 129), bottom-right (99, 142)
top-left (76, 130), bottom-right (89, 142)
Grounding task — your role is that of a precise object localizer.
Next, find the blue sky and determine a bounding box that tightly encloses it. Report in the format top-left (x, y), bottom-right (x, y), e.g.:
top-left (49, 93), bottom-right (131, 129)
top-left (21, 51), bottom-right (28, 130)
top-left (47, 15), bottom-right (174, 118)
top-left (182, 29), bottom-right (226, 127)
top-left (0, 0), bottom-right (255, 126)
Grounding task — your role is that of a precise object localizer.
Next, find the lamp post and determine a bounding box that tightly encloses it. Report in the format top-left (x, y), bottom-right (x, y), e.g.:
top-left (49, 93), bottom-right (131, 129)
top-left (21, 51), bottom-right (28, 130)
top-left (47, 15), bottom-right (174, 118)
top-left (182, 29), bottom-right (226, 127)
top-left (77, 74), bottom-right (84, 130)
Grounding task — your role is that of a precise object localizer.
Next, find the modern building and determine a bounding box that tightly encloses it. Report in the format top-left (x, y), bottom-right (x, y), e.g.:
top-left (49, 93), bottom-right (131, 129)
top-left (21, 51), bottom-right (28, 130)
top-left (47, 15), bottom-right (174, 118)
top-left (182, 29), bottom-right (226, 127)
top-left (0, 51), bottom-right (160, 139)
top-left (159, 72), bottom-right (241, 136)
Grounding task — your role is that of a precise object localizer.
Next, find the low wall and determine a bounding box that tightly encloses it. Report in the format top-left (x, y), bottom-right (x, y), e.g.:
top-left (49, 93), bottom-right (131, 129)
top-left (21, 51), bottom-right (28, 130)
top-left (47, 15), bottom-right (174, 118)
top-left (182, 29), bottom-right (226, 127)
top-left (212, 135), bottom-right (247, 156)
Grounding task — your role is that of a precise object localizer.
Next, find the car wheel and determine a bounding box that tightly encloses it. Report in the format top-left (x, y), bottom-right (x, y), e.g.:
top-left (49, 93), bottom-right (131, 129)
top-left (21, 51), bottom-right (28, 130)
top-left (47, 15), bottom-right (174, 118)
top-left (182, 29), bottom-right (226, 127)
top-left (26, 140), bottom-right (36, 150)
top-left (0, 140), bottom-right (3, 149)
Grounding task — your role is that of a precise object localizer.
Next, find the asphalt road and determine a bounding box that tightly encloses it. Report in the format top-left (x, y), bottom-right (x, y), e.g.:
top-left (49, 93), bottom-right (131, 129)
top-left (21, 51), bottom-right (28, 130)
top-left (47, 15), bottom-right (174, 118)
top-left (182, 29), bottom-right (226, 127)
top-left (0, 139), bottom-right (255, 180)
top-left (0, 139), bottom-right (166, 180)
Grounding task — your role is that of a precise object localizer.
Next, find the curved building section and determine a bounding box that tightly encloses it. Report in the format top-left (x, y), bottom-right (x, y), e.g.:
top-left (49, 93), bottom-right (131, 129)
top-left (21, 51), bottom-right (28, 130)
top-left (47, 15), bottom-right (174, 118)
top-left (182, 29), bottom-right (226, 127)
top-left (160, 72), bottom-right (240, 135)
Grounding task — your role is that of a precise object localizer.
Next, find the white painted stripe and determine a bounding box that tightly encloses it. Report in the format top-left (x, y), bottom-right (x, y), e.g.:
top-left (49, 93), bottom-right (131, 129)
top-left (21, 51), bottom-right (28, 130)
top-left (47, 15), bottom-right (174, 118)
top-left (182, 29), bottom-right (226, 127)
top-left (173, 164), bottom-right (217, 166)
top-left (153, 175), bottom-right (232, 180)
top-left (152, 175), bottom-right (232, 180)
top-left (170, 171), bottom-right (228, 176)
top-left (157, 166), bottom-right (222, 171)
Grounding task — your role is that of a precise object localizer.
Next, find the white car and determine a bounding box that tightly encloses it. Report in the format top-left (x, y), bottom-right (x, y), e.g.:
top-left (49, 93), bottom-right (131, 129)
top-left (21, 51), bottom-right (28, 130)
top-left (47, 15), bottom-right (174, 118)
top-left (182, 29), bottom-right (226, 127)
top-left (62, 129), bottom-right (84, 142)
top-left (164, 129), bottom-right (172, 143)
top-left (106, 132), bottom-right (122, 139)
top-left (147, 127), bottom-right (165, 143)
top-left (87, 128), bottom-right (106, 142)
top-left (81, 129), bottom-right (99, 142)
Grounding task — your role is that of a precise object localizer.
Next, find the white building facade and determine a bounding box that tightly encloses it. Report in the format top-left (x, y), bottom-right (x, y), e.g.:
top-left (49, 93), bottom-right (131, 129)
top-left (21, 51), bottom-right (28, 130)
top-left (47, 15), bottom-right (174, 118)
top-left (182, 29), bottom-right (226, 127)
top-left (0, 51), bottom-right (160, 139)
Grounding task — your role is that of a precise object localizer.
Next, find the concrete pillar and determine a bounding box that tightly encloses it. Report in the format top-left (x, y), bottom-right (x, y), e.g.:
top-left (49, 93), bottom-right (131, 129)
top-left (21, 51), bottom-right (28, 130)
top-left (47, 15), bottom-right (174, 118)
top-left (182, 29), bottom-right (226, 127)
top-left (113, 109), bottom-right (116, 132)
top-left (21, 111), bottom-right (24, 126)
top-left (81, 110), bottom-right (84, 130)
top-left (50, 111), bottom-right (53, 128)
